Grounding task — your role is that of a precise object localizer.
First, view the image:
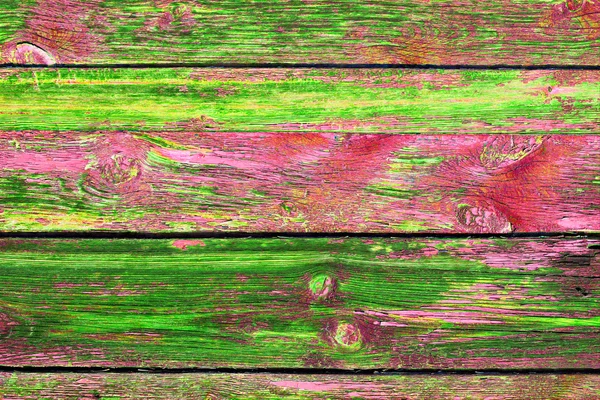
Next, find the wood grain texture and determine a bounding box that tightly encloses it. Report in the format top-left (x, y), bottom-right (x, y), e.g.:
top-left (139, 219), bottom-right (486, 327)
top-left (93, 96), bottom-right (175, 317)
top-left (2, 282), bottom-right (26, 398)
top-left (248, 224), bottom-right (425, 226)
top-left (0, 0), bottom-right (599, 66)
top-left (1, 373), bottom-right (600, 399)
top-left (0, 237), bottom-right (598, 369)
top-left (0, 68), bottom-right (599, 134)
top-left (2, 132), bottom-right (599, 233)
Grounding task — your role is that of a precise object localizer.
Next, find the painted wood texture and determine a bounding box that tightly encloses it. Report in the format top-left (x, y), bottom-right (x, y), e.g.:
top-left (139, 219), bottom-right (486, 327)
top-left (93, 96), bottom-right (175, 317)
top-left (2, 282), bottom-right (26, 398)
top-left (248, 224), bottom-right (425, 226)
top-left (1, 373), bottom-right (600, 399)
top-left (0, 237), bottom-right (598, 369)
top-left (2, 132), bottom-right (599, 233)
top-left (1, 0), bottom-right (599, 66)
top-left (0, 68), bottom-right (599, 134)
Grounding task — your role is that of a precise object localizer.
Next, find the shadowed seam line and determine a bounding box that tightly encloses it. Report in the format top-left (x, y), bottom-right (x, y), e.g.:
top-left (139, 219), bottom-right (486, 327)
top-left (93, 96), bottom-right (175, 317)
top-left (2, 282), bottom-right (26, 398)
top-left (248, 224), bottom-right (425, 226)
top-left (1, 366), bottom-right (600, 375)
top-left (0, 231), bottom-right (598, 240)
top-left (1, 63), bottom-right (600, 70)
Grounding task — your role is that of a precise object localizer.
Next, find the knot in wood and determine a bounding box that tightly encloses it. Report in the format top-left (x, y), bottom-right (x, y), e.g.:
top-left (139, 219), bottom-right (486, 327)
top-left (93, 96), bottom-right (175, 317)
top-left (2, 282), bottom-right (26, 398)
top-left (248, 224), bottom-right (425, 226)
top-left (566, 0), bottom-right (586, 11)
top-left (7, 42), bottom-right (56, 65)
top-left (333, 323), bottom-right (362, 350)
top-left (98, 154), bottom-right (143, 187)
top-left (83, 133), bottom-right (149, 197)
top-left (456, 203), bottom-right (512, 234)
top-left (308, 274), bottom-right (336, 300)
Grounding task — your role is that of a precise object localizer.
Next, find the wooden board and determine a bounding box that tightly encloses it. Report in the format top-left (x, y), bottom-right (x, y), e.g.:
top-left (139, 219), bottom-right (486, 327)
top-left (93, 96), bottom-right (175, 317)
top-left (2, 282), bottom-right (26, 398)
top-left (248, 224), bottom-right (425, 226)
top-left (0, 237), bottom-right (598, 369)
top-left (2, 132), bottom-right (599, 233)
top-left (0, 0), bottom-right (599, 66)
top-left (0, 68), bottom-right (599, 134)
top-left (1, 372), bottom-right (600, 399)
top-left (1, 0), bottom-right (599, 394)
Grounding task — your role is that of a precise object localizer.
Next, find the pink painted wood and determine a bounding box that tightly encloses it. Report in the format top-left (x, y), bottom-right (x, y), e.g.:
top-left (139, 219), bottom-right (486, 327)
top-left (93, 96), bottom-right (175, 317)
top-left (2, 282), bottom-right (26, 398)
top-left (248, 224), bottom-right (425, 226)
top-left (1, 132), bottom-right (598, 233)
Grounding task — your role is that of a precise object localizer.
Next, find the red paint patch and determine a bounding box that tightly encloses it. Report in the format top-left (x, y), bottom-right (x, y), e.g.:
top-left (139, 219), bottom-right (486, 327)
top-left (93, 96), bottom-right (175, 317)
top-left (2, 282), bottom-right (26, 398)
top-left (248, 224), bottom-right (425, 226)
top-left (553, 70), bottom-right (600, 86)
top-left (417, 136), bottom-right (588, 232)
top-left (172, 239), bottom-right (206, 250)
top-left (0, 338), bottom-right (108, 367)
top-left (344, 26), bottom-right (443, 64)
top-left (82, 132), bottom-right (150, 202)
top-left (163, 116), bottom-right (222, 131)
top-left (53, 282), bottom-right (84, 289)
top-left (4, 42), bottom-right (56, 65)
top-left (270, 134), bottom-right (412, 231)
top-left (540, 0), bottom-right (600, 40)
top-left (3, 0), bottom-right (105, 63)
top-left (0, 313), bottom-right (18, 335)
top-left (140, 3), bottom-right (196, 33)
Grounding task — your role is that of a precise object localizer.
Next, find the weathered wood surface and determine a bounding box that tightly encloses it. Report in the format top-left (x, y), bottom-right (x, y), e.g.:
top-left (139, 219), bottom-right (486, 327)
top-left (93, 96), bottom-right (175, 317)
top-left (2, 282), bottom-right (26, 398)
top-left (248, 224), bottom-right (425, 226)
top-left (2, 132), bottom-right (599, 233)
top-left (1, 0), bottom-right (599, 66)
top-left (0, 69), bottom-right (598, 134)
top-left (0, 237), bottom-right (598, 369)
top-left (1, 373), bottom-right (600, 399)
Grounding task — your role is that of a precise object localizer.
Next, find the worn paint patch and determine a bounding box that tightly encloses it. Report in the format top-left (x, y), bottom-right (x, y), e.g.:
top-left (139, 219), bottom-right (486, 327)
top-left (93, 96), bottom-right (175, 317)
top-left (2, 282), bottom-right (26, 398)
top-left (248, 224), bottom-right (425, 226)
top-left (172, 239), bottom-right (206, 250)
top-left (3, 0), bottom-right (105, 64)
top-left (4, 42), bottom-right (55, 64)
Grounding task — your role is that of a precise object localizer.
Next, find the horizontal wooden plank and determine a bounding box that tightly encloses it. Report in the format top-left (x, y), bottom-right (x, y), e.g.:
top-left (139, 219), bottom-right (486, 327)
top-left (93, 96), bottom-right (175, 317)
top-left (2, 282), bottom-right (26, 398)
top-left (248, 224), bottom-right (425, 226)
top-left (2, 132), bottom-right (599, 233)
top-left (0, 0), bottom-right (599, 66)
top-left (0, 237), bottom-right (598, 369)
top-left (0, 68), bottom-right (598, 134)
top-left (1, 373), bottom-right (600, 399)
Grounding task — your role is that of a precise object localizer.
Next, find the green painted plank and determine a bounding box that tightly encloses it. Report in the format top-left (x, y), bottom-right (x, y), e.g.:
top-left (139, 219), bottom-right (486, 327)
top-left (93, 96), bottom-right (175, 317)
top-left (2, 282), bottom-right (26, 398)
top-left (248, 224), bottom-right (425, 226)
top-left (0, 0), bottom-right (599, 65)
top-left (0, 68), bottom-right (598, 134)
top-left (0, 237), bottom-right (598, 369)
top-left (1, 373), bottom-right (600, 399)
